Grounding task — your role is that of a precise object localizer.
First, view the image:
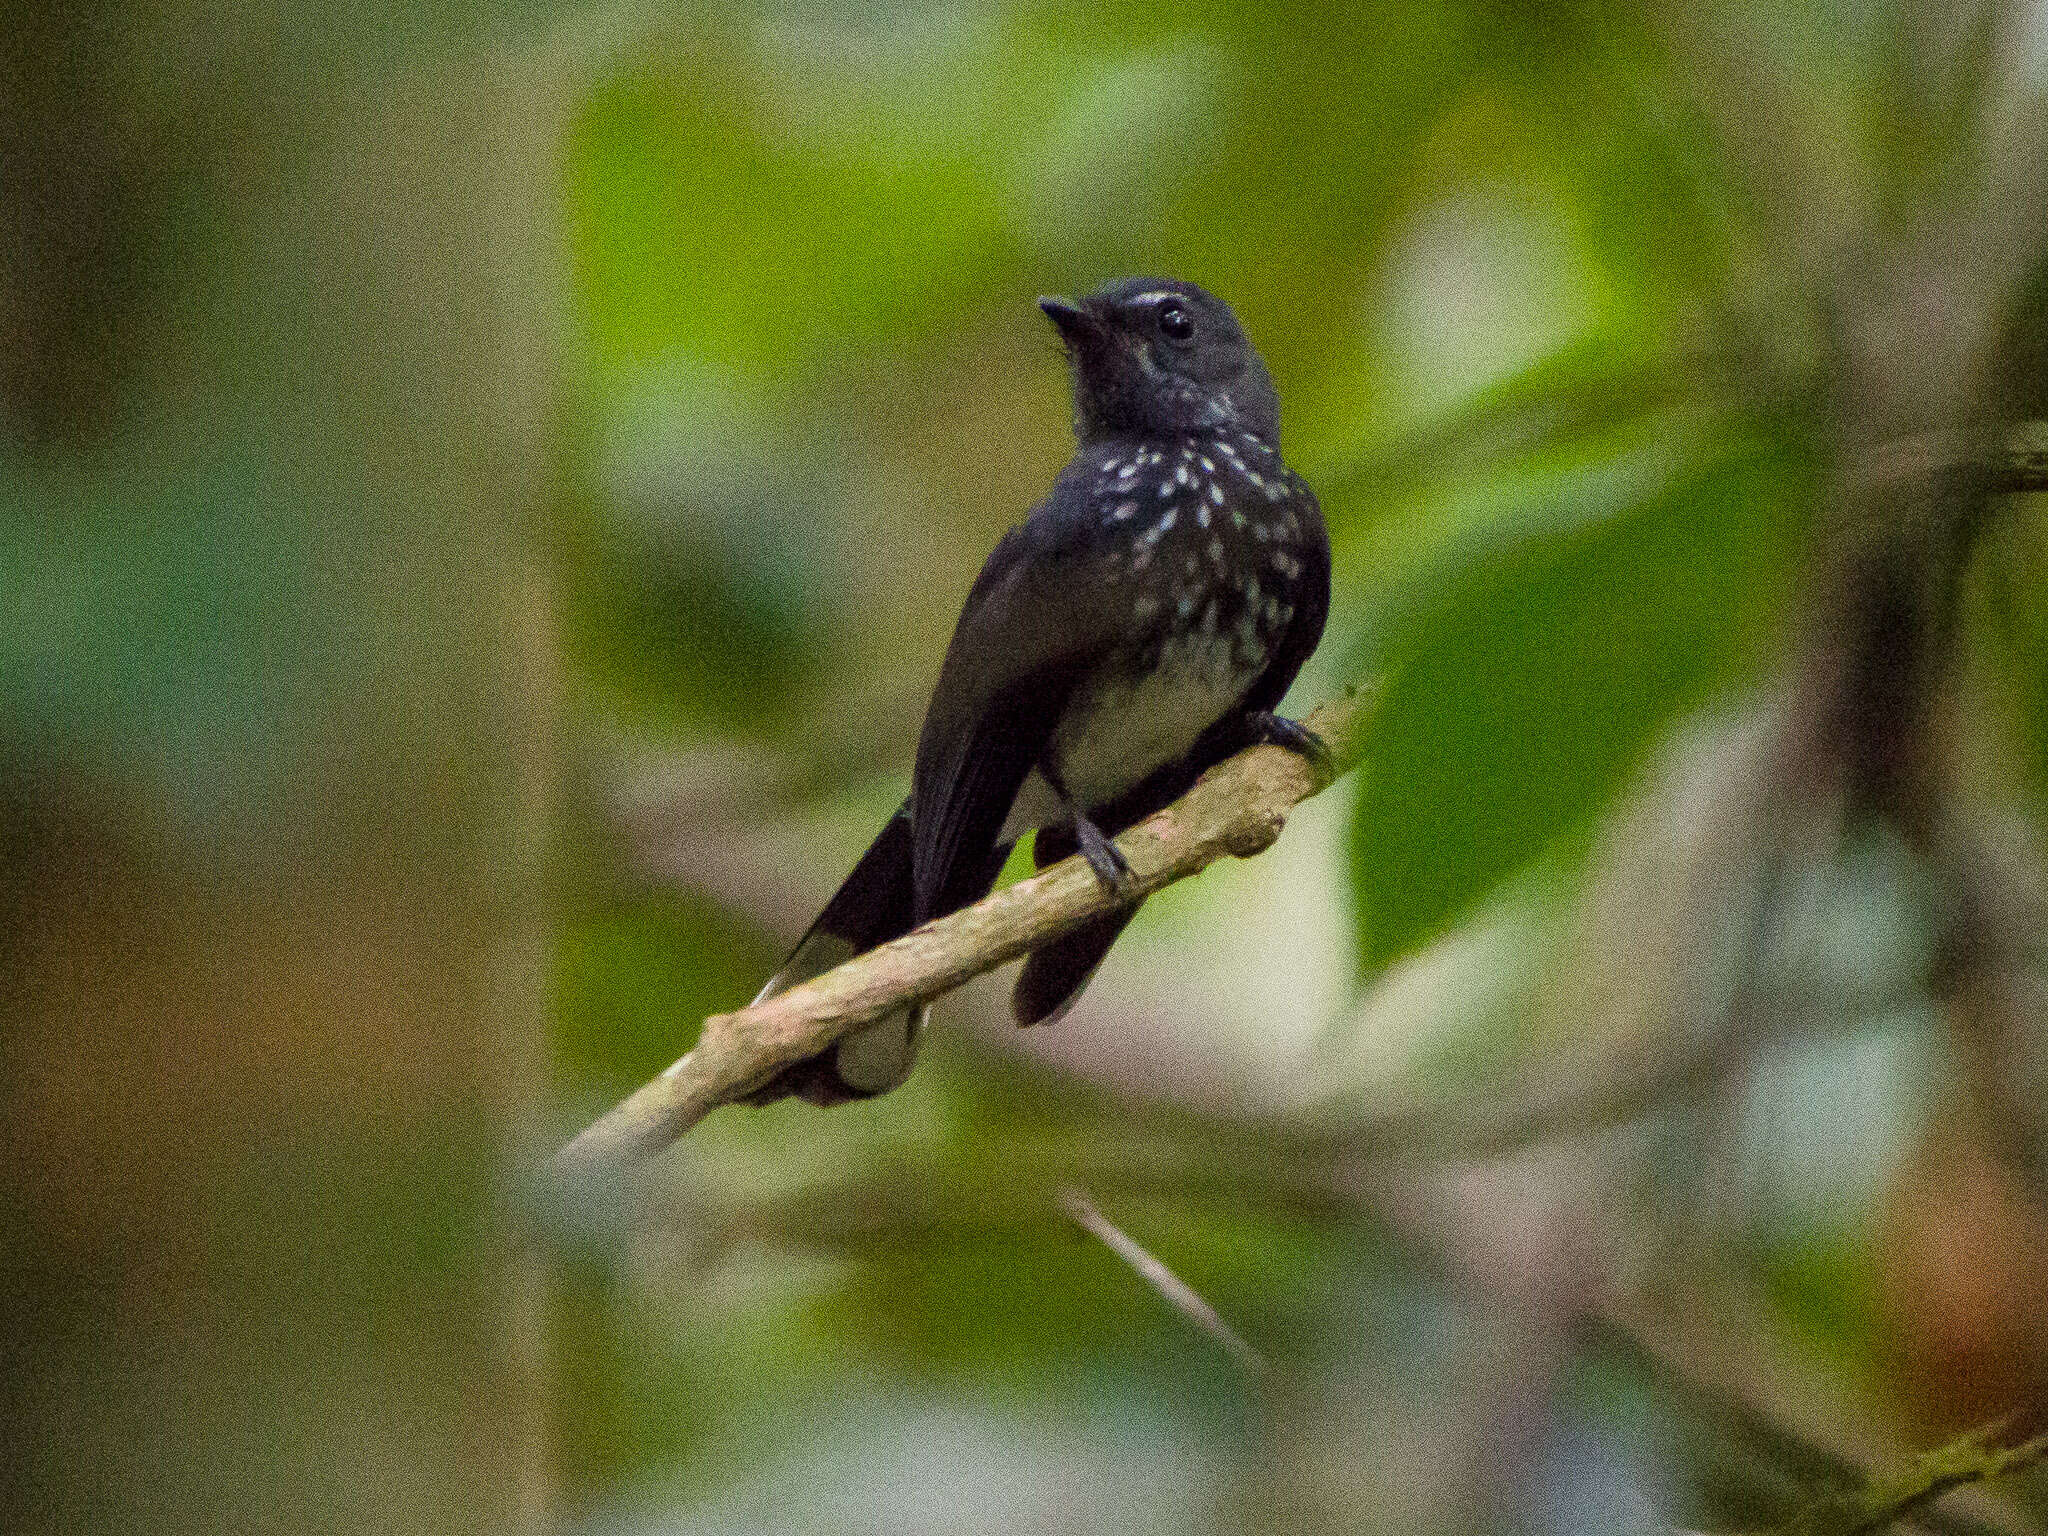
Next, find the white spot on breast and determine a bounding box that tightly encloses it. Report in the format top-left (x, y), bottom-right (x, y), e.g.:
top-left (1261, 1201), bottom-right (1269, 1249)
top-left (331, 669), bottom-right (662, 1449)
top-left (1112, 499), bottom-right (1137, 520)
top-left (1208, 536), bottom-right (1225, 564)
top-left (1200, 455), bottom-right (1215, 472)
top-left (1158, 480), bottom-right (1174, 498)
top-left (1196, 503), bottom-right (1210, 528)
top-left (1175, 466), bottom-right (1191, 486)
top-left (1208, 483), bottom-right (1225, 505)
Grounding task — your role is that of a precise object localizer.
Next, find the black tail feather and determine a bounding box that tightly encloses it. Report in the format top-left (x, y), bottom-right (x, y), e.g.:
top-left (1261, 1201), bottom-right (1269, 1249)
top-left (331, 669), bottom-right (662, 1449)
top-left (744, 807), bottom-right (919, 1106)
top-left (1011, 822), bottom-right (1143, 1026)
top-left (750, 751), bottom-right (1211, 1099)
top-left (786, 806), bottom-right (920, 959)
top-left (1013, 905), bottom-right (1140, 1025)
top-left (745, 806), bottom-right (1011, 1106)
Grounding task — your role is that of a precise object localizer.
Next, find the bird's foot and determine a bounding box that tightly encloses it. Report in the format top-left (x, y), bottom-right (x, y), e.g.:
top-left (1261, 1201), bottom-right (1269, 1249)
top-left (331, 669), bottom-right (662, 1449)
top-left (1245, 711), bottom-right (1333, 780)
top-left (1072, 813), bottom-right (1139, 903)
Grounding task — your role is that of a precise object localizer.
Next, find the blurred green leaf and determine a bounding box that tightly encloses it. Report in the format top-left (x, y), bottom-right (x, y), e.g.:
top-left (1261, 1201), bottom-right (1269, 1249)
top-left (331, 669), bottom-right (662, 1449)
top-left (0, 413), bottom-right (382, 842)
top-left (1350, 439), bottom-right (1808, 969)
top-left (565, 43), bottom-right (1016, 382)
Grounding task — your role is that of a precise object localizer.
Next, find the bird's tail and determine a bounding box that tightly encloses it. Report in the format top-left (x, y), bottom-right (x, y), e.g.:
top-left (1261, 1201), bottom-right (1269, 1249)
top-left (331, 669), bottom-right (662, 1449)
top-left (1011, 823), bottom-right (1144, 1026)
top-left (1012, 906), bottom-right (1139, 1025)
top-left (743, 806), bottom-right (924, 1107)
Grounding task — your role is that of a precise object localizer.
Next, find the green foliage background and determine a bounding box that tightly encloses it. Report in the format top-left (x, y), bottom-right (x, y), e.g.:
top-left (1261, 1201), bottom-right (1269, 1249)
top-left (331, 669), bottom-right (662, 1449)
top-left (5, 1), bottom-right (2047, 1532)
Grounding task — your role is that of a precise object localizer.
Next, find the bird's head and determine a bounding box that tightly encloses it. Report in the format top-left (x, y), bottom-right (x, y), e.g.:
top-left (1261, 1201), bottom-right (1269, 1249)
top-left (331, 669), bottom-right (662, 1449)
top-left (1038, 277), bottom-right (1280, 446)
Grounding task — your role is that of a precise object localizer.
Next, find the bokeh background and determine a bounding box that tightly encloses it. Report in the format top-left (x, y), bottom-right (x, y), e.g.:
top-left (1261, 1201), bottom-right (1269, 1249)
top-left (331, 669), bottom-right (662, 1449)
top-left (8, 1), bottom-right (2048, 1532)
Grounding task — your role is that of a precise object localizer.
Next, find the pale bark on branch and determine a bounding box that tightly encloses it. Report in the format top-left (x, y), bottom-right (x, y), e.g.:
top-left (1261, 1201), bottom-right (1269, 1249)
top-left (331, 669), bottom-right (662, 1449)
top-left (552, 684), bottom-right (1378, 1182)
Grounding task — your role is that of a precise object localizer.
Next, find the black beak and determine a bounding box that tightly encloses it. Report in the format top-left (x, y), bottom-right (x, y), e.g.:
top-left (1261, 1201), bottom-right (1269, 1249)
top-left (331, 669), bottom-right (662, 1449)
top-left (1038, 296), bottom-right (1102, 348)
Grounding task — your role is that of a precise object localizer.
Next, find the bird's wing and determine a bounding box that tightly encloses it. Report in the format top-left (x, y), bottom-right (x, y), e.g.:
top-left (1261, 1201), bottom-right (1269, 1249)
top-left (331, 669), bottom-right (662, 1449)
top-left (910, 483), bottom-right (1122, 922)
top-left (1237, 480), bottom-right (1330, 719)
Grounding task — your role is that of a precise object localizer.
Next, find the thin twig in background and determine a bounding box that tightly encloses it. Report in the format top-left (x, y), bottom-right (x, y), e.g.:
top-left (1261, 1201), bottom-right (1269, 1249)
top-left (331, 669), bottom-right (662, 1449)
top-left (1584, 1292), bottom-right (2034, 1536)
top-left (645, 1138), bottom-right (2042, 1536)
top-left (1743, 1425), bottom-right (2048, 1536)
top-left (1058, 1186), bottom-right (1270, 1376)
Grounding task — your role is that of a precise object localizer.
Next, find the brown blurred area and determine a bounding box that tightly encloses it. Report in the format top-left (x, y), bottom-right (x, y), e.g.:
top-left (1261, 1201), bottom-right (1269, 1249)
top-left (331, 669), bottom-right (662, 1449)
top-left (0, 8), bottom-right (556, 1529)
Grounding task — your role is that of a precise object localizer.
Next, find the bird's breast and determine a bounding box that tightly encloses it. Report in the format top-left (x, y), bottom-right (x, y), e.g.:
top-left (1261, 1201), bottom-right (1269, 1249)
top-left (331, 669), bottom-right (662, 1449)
top-left (1028, 430), bottom-right (1313, 812)
top-left (1043, 631), bottom-right (1265, 810)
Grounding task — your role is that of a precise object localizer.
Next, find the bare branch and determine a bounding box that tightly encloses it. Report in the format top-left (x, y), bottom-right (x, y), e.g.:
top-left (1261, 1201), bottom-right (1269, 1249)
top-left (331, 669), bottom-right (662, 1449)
top-left (551, 685), bottom-right (1378, 1182)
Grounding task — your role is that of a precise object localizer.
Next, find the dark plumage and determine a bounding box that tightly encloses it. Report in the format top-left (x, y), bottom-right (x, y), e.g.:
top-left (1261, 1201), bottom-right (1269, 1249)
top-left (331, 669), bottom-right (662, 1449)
top-left (748, 277), bottom-right (1330, 1107)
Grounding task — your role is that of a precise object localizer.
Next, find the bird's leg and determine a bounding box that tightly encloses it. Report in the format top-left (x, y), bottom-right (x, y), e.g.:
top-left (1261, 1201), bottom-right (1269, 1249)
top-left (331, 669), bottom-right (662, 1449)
top-left (1243, 710), bottom-right (1333, 780)
top-left (1071, 812), bottom-right (1138, 902)
top-left (1044, 769), bottom-right (1139, 903)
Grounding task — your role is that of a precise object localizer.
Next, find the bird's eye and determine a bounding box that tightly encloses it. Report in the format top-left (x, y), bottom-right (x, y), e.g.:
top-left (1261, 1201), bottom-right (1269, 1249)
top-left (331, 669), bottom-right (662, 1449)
top-left (1158, 302), bottom-right (1195, 342)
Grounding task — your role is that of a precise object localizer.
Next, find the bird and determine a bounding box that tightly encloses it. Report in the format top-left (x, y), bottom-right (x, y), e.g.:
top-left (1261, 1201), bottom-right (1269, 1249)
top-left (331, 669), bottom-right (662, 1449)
top-left (746, 277), bottom-right (1330, 1106)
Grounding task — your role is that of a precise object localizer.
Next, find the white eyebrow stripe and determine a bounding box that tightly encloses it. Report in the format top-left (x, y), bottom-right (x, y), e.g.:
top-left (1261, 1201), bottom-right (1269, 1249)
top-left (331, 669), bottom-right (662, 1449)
top-left (1125, 290), bottom-right (1182, 306)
